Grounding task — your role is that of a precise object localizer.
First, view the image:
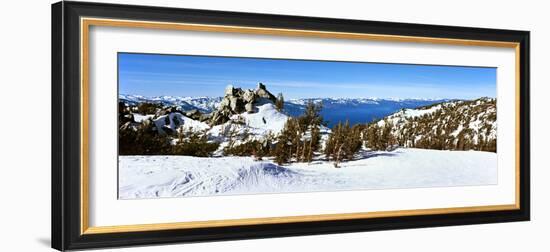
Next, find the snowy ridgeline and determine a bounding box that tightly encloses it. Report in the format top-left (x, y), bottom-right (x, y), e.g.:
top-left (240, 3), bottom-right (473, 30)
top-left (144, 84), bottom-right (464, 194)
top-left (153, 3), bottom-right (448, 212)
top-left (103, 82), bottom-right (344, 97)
top-left (119, 148), bottom-right (497, 199)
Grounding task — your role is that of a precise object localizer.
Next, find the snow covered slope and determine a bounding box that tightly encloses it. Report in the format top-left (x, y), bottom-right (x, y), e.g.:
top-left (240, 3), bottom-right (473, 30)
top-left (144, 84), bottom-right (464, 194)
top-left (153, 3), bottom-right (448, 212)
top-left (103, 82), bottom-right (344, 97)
top-left (119, 148), bottom-right (497, 199)
top-left (233, 103), bottom-right (289, 135)
top-left (376, 97), bottom-right (497, 150)
top-left (207, 103), bottom-right (289, 147)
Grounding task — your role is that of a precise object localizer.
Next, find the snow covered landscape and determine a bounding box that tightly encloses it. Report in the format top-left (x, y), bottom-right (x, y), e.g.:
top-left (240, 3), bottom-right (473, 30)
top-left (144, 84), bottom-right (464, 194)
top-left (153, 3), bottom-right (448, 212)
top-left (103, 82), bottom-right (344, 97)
top-left (119, 148), bottom-right (496, 199)
top-left (117, 53), bottom-right (498, 200)
top-left (118, 83), bottom-right (498, 199)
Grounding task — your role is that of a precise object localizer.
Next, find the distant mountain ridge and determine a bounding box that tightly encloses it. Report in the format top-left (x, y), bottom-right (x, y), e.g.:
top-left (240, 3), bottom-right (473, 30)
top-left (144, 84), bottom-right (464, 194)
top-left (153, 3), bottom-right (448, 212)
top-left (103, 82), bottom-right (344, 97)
top-left (119, 94), bottom-right (448, 127)
top-left (119, 94), bottom-right (223, 113)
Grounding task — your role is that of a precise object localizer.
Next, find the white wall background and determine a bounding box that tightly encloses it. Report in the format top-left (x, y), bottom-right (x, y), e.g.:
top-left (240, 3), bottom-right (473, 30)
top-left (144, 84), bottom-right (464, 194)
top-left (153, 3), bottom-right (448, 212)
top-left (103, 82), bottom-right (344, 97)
top-left (0, 0), bottom-right (547, 251)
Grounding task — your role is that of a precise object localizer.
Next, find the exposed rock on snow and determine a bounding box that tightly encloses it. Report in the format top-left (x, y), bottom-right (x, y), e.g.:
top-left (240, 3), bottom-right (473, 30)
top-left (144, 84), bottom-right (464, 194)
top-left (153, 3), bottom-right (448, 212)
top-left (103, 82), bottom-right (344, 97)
top-left (256, 83), bottom-right (277, 101)
top-left (153, 112), bottom-right (210, 135)
top-left (184, 109), bottom-right (202, 120)
top-left (210, 83), bottom-right (277, 125)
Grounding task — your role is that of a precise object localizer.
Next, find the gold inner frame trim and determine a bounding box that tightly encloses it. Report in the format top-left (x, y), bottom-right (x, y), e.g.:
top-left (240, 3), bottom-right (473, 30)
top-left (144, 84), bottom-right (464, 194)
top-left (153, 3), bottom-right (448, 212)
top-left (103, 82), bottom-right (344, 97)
top-left (85, 204), bottom-right (517, 234)
top-left (80, 17), bottom-right (522, 235)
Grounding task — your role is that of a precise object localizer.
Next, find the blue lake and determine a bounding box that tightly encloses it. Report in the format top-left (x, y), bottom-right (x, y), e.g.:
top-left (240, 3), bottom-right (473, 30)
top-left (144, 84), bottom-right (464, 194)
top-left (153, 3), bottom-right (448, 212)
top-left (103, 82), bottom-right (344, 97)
top-left (285, 99), bottom-right (445, 128)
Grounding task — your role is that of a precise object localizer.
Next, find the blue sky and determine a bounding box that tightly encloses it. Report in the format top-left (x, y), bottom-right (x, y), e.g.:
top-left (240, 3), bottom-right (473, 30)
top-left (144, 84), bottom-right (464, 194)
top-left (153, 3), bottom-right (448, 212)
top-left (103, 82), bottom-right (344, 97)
top-left (118, 53), bottom-right (496, 99)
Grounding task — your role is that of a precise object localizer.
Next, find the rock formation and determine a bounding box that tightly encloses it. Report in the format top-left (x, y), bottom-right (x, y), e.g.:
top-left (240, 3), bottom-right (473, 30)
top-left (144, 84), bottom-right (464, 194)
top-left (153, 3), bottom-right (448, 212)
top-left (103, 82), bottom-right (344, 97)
top-left (210, 83), bottom-right (276, 125)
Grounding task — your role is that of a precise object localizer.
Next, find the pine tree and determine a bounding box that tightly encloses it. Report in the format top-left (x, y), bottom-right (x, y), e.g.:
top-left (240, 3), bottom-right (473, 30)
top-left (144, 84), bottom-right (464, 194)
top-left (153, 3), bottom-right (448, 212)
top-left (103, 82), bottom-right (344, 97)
top-left (305, 125), bottom-right (321, 162)
top-left (300, 101), bottom-right (324, 162)
top-left (275, 93), bottom-right (285, 112)
top-left (274, 118), bottom-right (297, 164)
top-left (338, 120), bottom-right (351, 163)
top-left (346, 124), bottom-right (363, 159)
top-left (324, 120), bottom-right (362, 168)
top-left (365, 123), bottom-right (381, 150)
top-left (299, 101), bottom-right (324, 129)
top-left (274, 101), bottom-right (325, 164)
top-left (477, 133), bottom-right (485, 151)
top-left (273, 137), bottom-right (290, 165)
top-left (330, 122), bottom-right (346, 167)
top-left (379, 119), bottom-right (394, 151)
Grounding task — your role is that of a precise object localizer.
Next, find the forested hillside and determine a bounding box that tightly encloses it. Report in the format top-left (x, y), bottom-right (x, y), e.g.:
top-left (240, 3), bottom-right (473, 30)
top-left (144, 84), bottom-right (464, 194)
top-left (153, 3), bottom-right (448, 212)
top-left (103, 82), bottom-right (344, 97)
top-left (366, 98), bottom-right (497, 152)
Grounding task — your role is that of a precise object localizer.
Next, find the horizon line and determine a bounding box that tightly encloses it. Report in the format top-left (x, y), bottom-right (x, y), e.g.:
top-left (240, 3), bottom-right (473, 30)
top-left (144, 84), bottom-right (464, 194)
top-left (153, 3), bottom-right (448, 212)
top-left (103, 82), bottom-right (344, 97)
top-left (119, 93), bottom-right (496, 101)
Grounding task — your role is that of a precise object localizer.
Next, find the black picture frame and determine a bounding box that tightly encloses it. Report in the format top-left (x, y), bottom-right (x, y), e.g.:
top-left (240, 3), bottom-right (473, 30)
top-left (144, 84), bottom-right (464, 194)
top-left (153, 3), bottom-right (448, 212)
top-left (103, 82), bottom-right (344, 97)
top-left (52, 1), bottom-right (530, 251)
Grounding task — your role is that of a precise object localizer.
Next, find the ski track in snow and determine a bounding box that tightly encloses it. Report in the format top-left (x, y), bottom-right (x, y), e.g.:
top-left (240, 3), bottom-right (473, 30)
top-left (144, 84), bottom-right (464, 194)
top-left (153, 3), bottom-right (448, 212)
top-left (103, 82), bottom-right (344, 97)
top-left (119, 148), bottom-right (497, 199)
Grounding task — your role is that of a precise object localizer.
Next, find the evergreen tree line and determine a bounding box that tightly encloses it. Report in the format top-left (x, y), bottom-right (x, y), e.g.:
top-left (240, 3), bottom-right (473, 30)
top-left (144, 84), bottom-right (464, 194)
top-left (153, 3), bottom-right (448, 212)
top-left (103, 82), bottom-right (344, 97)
top-left (363, 120), bottom-right (398, 151)
top-left (270, 107), bottom-right (398, 167)
top-left (119, 120), bottom-right (219, 156)
top-left (222, 128), bottom-right (274, 160)
top-left (324, 121), bottom-right (363, 167)
top-left (272, 101), bottom-right (323, 165)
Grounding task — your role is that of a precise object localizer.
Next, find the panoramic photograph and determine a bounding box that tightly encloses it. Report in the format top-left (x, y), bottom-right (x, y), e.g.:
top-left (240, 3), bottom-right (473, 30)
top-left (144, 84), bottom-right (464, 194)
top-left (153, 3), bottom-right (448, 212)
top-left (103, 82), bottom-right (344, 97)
top-left (117, 53), bottom-right (497, 200)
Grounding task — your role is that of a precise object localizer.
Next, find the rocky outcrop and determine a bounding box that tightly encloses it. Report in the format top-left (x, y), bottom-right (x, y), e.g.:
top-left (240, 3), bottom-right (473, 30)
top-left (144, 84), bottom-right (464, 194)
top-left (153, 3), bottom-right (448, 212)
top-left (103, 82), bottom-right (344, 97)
top-left (152, 107), bottom-right (211, 123)
top-left (210, 83), bottom-right (276, 125)
top-left (155, 107), bottom-right (182, 117)
top-left (118, 83), bottom-right (278, 128)
top-left (184, 109), bottom-right (203, 121)
top-left (255, 83), bottom-right (277, 102)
